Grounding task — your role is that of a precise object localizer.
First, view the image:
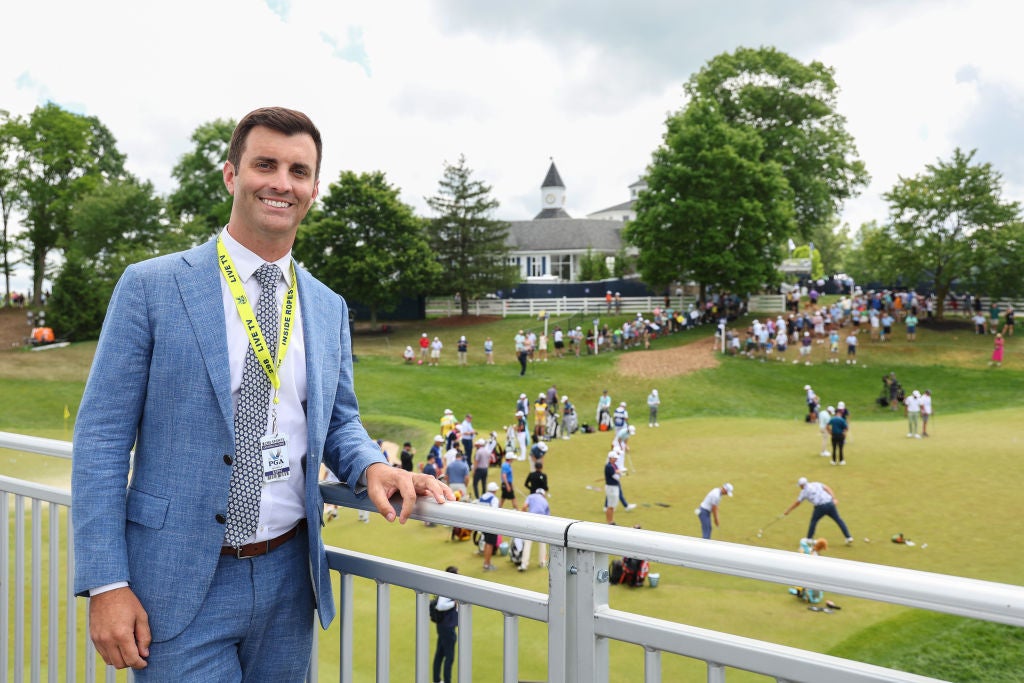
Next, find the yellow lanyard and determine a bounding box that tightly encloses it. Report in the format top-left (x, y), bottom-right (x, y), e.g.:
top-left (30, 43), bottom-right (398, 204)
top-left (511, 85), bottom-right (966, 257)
top-left (217, 237), bottom-right (297, 404)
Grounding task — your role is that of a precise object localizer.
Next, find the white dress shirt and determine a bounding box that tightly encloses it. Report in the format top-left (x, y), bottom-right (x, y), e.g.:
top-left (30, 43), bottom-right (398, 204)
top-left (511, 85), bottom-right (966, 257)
top-left (220, 227), bottom-right (308, 545)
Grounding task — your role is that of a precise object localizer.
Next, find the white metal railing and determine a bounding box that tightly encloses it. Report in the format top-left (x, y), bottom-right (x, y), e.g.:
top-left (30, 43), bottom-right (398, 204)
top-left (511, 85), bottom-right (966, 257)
top-left (322, 484), bottom-right (1023, 683)
top-left (5, 431), bottom-right (1024, 682)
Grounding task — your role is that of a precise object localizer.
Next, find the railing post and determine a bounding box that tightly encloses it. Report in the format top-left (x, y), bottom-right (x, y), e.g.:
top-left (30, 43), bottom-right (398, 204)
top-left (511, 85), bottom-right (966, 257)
top-left (376, 581), bottom-right (391, 682)
top-left (644, 647), bottom-right (662, 683)
top-left (15, 496), bottom-right (25, 681)
top-left (503, 612), bottom-right (519, 682)
top-left (308, 623), bottom-right (319, 683)
top-left (547, 545), bottom-right (568, 683)
top-left (32, 499), bottom-right (42, 683)
top-left (0, 492), bottom-right (7, 680)
top-left (339, 572), bottom-right (354, 683)
top-left (708, 661), bottom-right (726, 683)
top-left (48, 505), bottom-right (59, 683)
top-left (563, 547), bottom-right (607, 683)
top-left (415, 592), bottom-right (430, 683)
top-left (457, 603), bottom-right (472, 683)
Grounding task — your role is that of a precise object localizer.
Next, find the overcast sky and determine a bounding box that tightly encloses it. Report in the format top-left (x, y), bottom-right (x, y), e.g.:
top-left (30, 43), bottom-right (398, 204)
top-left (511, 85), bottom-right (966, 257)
top-left (3, 0), bottom-right (1022, 294)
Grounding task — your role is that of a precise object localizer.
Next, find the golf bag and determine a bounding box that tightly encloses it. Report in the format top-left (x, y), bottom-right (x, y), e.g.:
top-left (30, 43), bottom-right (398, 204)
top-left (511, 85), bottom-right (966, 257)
top-left (563, 410), bottom-right (578, 435)
top-left (487, 432), bottom-right (505, 466)
top-left (609, 557), bottom-right (650, 587)
top-left (504, 425), bottom-right (517, 460)
top-left (509, 538), bottom-right (524, 567)
top-left (598, 410), bottom-right (612, 432)
top-left (546, 412), bottom-right (561, 440)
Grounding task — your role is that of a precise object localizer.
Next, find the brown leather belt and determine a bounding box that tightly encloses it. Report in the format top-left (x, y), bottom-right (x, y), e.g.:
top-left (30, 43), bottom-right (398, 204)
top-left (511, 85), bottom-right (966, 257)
top-left (222, 520), bottom-right (305, 559)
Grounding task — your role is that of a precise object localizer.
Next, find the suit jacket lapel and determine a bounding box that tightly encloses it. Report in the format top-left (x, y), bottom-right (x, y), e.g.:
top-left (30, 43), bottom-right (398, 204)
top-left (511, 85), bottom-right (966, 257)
top-left (178, 239), bottom-right (234, 431)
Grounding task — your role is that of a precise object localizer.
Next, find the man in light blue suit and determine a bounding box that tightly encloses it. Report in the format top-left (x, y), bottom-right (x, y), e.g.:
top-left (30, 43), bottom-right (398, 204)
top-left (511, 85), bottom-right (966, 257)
top-left (72, 107), bottom-right (451, 679)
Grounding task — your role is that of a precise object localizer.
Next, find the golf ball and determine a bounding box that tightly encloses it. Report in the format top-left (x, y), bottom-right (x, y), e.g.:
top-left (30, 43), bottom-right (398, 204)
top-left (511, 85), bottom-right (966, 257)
top-left (864, 538), bottom-right (870, 543)
top-left (922, 543), bottom-right (928, 549)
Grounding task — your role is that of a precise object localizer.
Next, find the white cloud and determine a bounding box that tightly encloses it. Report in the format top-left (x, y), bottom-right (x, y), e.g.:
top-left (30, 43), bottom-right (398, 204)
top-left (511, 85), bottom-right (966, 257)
top-left (3, 0), bottom-right (1024, 294)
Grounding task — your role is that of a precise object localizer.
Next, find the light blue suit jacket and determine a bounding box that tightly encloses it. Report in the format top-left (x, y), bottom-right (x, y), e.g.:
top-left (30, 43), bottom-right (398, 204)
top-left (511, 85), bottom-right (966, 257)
top-left (72, 238), bottom-right (385, 642)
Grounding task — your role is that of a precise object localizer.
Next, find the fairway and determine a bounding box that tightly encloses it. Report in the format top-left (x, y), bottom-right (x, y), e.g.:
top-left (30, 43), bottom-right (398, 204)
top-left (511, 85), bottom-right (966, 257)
top-left (3, 310), bottom-right (1022, 681)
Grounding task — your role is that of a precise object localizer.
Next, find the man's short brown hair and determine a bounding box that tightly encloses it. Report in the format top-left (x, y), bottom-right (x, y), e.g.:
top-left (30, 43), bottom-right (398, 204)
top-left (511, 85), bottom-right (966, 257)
top-left (228, 107), bottom-right (323, 179)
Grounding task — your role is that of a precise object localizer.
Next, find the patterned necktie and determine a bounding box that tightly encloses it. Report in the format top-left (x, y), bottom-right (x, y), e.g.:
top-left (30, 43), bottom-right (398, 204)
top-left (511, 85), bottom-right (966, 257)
top-left (224, 262), bottom-right (281, 547)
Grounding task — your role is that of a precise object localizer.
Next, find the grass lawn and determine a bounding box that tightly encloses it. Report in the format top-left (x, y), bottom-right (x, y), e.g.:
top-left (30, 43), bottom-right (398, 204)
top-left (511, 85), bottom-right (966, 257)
top-left (2, 311), bottom-right (1022, 681)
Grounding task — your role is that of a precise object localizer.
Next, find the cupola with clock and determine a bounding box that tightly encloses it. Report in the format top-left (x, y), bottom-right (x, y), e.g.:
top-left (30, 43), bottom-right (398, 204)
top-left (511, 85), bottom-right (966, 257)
top-left (534, 158), bottom-right (571, 219)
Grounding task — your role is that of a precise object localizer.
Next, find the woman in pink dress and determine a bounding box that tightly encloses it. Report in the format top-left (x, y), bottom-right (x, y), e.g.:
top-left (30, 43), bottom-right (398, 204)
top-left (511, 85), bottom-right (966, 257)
top-left (991, 333), bottom-right (1004, 366)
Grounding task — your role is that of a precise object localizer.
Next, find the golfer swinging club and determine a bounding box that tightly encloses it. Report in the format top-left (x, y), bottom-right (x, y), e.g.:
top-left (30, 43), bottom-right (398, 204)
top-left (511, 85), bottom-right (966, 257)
top-left (782, 477), bottom-right (854, 545)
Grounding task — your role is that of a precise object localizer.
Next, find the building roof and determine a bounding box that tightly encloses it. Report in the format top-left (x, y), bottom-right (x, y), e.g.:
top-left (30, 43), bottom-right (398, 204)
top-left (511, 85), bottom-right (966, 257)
top-left (540, 161), bottom-right (565, 189)
top-left (506, 218), bottom-right (624, 252)
top-left (534, 207), bottom-right (572, 220)
top-left (589, 199), bottom-right (634, 215)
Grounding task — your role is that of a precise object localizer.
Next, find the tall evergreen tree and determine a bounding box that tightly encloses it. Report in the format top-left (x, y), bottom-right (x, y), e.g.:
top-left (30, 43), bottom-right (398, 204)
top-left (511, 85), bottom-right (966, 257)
top-left (425, 155), bottom-right (517, 315)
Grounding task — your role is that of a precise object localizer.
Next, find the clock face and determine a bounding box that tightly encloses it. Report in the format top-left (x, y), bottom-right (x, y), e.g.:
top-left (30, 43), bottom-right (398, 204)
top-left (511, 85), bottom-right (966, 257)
top-left (545, 193), bottom-right (555, 204)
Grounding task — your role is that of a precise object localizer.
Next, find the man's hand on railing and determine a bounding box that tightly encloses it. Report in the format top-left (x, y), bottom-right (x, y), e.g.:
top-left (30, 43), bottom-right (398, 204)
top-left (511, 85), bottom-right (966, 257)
top-left (366, 463), bottom-right (455, 524)
top-left (89, 586), bottom-right (151, 670)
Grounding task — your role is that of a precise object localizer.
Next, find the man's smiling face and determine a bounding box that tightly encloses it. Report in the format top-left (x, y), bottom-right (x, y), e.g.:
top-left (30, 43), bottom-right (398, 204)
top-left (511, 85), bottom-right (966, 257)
top-left (223, 125), bottom-right (319, 257)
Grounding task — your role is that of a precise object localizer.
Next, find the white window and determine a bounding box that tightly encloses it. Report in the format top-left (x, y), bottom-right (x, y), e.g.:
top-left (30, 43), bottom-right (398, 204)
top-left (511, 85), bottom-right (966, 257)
top-left (528, 256), bottom-right (547, 277)
top-left (551, 254), bottom-right (572, 281)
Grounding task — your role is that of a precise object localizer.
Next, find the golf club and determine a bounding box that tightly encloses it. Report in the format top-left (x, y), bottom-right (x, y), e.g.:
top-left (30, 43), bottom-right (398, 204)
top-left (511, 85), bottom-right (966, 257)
top-left (622, 448), bottom-right (637, 475)
top-left (756, 514), bottom-right (786, 538)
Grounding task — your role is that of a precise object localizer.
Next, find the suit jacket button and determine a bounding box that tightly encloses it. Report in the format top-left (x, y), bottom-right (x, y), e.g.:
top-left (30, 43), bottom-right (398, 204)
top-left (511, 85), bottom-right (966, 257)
top-left (223, 454), bottom-right (233, 465)
top-left (215, 514), bottom-right (227, 524)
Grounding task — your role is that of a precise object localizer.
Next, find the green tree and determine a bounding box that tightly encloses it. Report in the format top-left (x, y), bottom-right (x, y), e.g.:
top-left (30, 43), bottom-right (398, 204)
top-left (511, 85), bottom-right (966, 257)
top-left (685, 46), bottom-right (869, 240)
top-left (8, 103), bottom-right (126, 305)
top-left (67, 177), bottom-right (177, 261)
top-left (790, 244), bottom-right (823, 281)
top-left (295, 170), bottom-right (441, 325)
top-left (844, 220), bottom-right (901, 287)
top-left (47, 253), bottom-right (113, 340)
top-left (626, 100), bottom-right (795, 299)
top-left (167, 118), bottom-right (235, 242)
top-left (49, 177), bottom-right (178, 340)
top-left (0, 111), bottom-right (22, 304)
top-left (577, 249), bottom-right (611, 281)
top-left (807, 218), bottom-right (851, 278)
top-left (882, 148), bottom-right (1021, 318)
top-left (969, 221), bottom-right (1024, 300)
top-left (425, 155), bottom-right (517, 315)
top-left (612, 246), bottom-right (634, 279)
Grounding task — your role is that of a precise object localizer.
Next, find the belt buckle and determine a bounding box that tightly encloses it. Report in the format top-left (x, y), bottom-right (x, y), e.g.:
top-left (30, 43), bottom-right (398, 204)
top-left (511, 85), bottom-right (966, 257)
top-left (235, 541), bottom-right (268, 559)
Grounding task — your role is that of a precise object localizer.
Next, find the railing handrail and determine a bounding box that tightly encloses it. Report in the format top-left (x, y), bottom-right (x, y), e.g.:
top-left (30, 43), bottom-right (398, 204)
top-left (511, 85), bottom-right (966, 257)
top-left (323, 484), bottom-right (1024, 628)
top-left (0, 430), bottom-right (73, 459)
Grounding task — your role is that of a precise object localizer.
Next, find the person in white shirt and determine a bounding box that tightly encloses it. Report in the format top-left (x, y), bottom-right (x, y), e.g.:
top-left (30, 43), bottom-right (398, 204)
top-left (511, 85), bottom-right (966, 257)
top-left (904, 389), bottom-right (923, 438)
top-left (647, 389), bottom-right (661, 427)
top-left (783, 477), bottom-right (853, 544)
top-left (920, 390), bottom-right (933, 437)
top-left (817, 406), bottom-right (835, 456)
top-left (696, 483), bottom-right (734, 539)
